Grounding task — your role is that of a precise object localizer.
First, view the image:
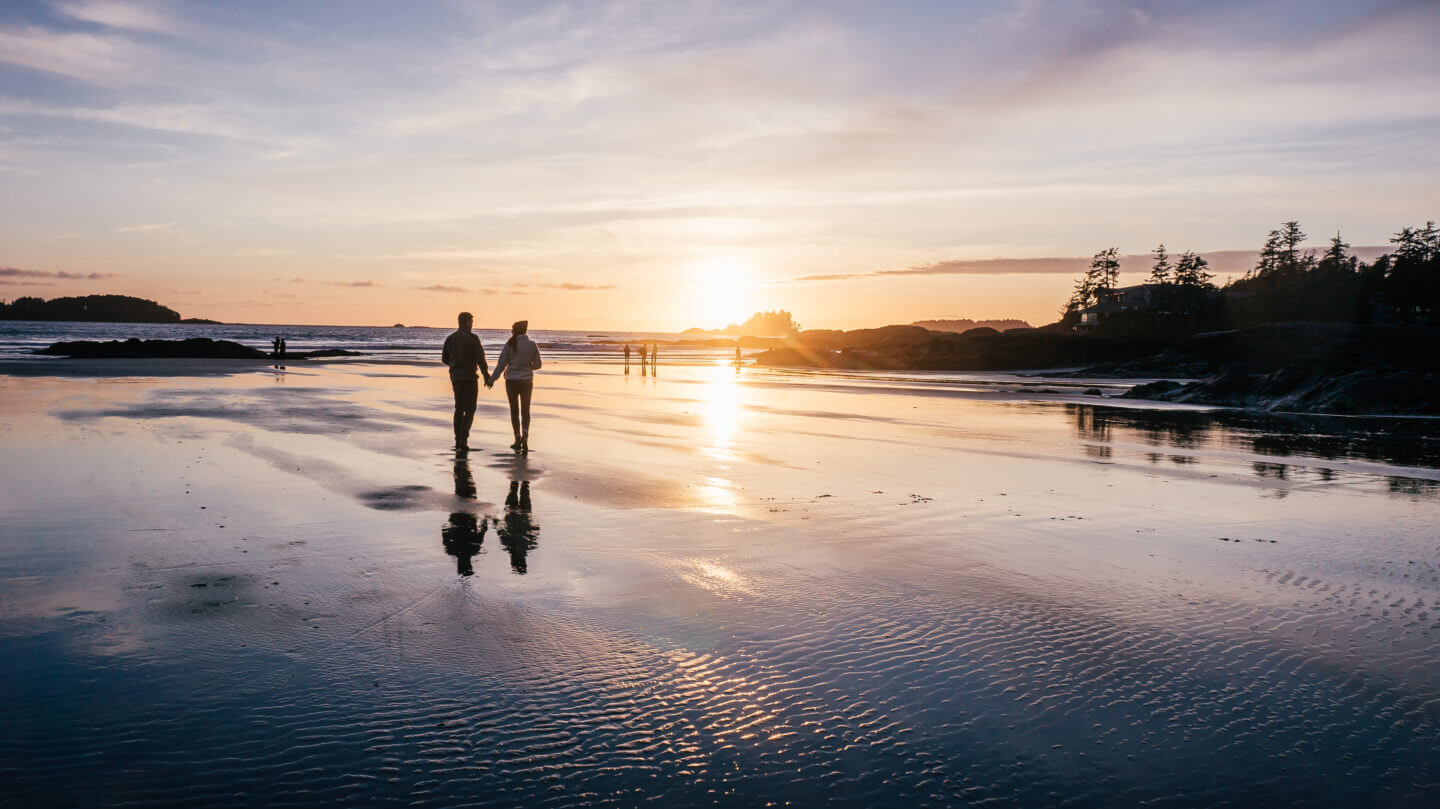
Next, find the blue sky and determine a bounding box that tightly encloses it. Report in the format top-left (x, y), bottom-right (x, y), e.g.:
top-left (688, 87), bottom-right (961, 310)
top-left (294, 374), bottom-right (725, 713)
top-left (1, 0), bottom-right (1437, 328)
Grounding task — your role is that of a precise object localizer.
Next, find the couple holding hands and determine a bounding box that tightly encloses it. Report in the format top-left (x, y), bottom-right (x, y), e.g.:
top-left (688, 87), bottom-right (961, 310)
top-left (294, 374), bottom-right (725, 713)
top-left (442, 312), bottom-right (542, 452)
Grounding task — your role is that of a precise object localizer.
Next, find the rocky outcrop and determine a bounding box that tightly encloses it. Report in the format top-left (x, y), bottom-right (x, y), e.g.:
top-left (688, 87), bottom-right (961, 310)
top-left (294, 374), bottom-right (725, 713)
top-left (754, 324), bottom-right (1161, 371)
top-left (1123, 369), bottom-right (1440, 415)
top-left (36, 338), bottom-right (362, 359)
top-left (1118, 323), bottom-right (1440, 414)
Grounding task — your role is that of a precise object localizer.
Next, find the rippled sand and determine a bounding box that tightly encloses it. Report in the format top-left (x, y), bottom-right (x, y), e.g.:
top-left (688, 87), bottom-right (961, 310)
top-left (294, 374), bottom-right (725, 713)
top-left (2, 359), bottom-right (1438, 807)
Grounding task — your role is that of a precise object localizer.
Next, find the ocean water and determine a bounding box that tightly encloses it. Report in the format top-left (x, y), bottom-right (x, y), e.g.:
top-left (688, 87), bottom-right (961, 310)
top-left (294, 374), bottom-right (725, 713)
top-left (0, 320), bottom-right (719, 363)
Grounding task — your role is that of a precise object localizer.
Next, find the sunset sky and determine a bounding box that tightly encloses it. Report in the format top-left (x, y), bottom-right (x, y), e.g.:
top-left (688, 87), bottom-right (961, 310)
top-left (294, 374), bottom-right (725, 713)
top-left (1, 0), bottom-right (1437, 330)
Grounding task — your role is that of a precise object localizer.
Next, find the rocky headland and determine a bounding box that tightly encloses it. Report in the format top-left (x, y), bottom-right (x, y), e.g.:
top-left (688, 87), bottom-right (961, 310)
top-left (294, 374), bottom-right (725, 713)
top-left (754, 322), bottom-right (1439, 415)
top-left (37, 338), bottom-right (362, 360)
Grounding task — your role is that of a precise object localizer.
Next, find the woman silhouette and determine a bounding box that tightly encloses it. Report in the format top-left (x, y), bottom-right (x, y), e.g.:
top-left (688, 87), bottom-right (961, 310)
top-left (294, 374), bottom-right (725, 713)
top-left (488, 320), bottom-right (543, 451)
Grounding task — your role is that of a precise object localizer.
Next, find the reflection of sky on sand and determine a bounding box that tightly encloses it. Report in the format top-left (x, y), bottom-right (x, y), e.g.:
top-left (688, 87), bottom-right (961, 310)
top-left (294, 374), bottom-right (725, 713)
top-left (5, 361), bottom-right (1440, 806)
top-left (674, 558), bottom-right (753, 597)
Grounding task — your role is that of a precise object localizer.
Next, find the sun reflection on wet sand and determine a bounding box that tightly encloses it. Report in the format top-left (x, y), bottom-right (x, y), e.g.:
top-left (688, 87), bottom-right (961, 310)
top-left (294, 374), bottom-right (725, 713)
top-left (675, 558), bottom-right (754, 596)
top-left (695, 364), bottom-right (747, 512)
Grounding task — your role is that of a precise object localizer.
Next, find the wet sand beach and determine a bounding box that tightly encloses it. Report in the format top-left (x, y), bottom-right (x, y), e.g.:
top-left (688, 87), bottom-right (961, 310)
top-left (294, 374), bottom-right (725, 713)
top-left (2, 358), bottom-right (1439, 807)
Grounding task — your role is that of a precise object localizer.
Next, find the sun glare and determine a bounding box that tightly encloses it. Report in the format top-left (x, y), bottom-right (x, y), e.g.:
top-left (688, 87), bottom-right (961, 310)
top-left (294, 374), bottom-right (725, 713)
top-left (691, 257), bottom-right (756, 329)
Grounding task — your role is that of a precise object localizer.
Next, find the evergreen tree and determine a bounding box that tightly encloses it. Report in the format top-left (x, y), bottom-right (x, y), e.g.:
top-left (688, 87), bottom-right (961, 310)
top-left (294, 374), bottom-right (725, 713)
top-left (1318, 232), bottom-right (1356, 274)
top-left (1173, 251), bottom-right (1213, 288)
top-left (1148, 244), bottom-right (1171, 285)
top-left (1384, 221), bottom-right (1440, 325)
top-left (1254, 229), bottom-right (1284, 277)
top-left (1063, 247), bottom-right (1120, 316)
top-left (1090, 247), bottom-right (1120, 294)
top-left (1279, 221), bottom-right (1306, 269)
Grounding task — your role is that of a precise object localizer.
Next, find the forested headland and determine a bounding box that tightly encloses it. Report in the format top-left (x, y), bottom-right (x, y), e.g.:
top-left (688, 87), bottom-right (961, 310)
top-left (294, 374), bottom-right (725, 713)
top-left (0, 294), bottom-right (217, 323)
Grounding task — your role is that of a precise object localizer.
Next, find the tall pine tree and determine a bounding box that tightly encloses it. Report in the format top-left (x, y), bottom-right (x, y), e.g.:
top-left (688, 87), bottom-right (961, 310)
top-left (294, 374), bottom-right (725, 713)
top-left (1148, 244), bottom-right (1171, 284)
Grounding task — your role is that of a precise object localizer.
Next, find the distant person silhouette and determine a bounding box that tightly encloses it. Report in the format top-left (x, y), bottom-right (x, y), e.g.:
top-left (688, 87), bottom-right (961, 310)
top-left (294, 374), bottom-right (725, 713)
top-left (488, 320), bottom-right (542, 452)
top-left (650, 344), bottom-right (658, 376)
top-left (279, 337), bottom-right (286, 359)
top-left (441, 512), bottom-right (487, 576)
top-left (441, 311), bottom-right (490, 451)
top-left (637, 343), bottom-right (647, 369)
top-left (497, 480), bottom-right (539, 574)
top-left (272, 336), bottom-right (282, 358)
top-left (624, 344), bottom-right (631, 374)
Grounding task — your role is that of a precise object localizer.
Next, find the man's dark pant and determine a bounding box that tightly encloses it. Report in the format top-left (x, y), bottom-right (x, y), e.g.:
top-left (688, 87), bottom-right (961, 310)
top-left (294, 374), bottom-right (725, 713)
top-left (451, 376), bottom-right (478, 445)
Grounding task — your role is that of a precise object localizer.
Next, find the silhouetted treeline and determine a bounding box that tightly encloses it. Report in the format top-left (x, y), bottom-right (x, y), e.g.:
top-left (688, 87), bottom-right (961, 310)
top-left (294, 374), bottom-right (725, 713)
top-left (0, 294), bottom-right (183, 323)
top-left (912, 318), bottom-right (1031, 333)
top-left (1066, 220), bottom-right (1439, 338)
top-left (1226, 222), bottom-right (1439, 328)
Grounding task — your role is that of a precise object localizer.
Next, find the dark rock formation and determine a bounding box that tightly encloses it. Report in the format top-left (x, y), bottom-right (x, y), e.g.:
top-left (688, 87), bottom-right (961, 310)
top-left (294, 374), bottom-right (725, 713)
top-left (754, 324), bottom-right (1161, 371)
top-left (1118, 323), bottom-right (1440, 414)
top-left (1124, 369), bottom-right (1440, 415)
top-left (36, 338), bottom-right (362, 360)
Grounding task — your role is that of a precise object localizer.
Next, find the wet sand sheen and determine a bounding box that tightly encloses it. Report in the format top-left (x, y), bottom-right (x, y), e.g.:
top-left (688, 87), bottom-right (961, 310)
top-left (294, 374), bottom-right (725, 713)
top-left (1, 360), bottom-right (1438, 807)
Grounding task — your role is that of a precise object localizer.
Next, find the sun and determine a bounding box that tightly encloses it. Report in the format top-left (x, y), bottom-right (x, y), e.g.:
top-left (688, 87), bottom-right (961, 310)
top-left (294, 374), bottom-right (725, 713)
top-left (691, 256), bottom-right (756, 329)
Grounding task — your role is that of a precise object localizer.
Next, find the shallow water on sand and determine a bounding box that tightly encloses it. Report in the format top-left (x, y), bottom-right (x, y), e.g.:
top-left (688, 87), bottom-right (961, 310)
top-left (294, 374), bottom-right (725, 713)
top-left (2, 360), bottom-right (1438, 807)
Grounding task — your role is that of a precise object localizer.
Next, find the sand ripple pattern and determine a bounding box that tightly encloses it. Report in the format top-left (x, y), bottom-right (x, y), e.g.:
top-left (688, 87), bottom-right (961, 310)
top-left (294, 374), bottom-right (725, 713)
top-left (7, 544), bottom-right (1440, 809)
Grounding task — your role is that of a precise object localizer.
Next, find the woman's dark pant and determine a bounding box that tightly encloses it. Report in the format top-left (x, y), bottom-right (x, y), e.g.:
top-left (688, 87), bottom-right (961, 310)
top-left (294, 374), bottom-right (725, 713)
top-left (505, 378), bottom-right (533, 437)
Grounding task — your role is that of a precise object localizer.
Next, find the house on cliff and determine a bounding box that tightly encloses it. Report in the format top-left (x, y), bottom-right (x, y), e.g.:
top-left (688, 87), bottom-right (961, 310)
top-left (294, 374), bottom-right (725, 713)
top-left (1075, 284), bottom-right (1160, 332)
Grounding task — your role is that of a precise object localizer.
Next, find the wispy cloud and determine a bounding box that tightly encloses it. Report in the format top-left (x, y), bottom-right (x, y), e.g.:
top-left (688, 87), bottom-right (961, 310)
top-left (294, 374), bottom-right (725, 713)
top-left (57, 1), bottom-right (184, 35)
top-left (1, 266), bottom-right (118, 279)
top-left (113, 221), bottom-right (178, 233)
top-left (325, 280), bottom-right (379, 288)
top-left (416, 284), bottom-right (468, 293)
top-left (786, 247), bottom-right (1394, 283)
top-left (515, 282), bottom-right (618, 291)
top-left (0, 279), bottom-right (56, 286)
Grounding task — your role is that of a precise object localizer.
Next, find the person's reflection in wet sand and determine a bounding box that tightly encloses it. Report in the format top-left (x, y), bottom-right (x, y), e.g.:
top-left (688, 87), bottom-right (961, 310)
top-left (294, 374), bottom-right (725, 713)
top-left (442, 455), bottom-right (485, 576)
top-left (497, 480), bottom-right (539, 574)
top-left (453, 455), bottom-right (477, 500)
top-left (441, 513), bottom-right (487, 576)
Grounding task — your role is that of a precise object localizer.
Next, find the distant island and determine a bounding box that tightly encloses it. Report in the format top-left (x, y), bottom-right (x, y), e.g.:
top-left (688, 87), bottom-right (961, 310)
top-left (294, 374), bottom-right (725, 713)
top-left (0, 294), bottom-right (219, 324)
top-left (911, 318), bottom-right (1031, 332)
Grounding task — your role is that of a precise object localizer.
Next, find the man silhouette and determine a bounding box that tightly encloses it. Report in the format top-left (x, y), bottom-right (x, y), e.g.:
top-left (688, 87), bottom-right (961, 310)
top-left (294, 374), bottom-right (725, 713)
top-left (441, 311), bottom-right (490, 450)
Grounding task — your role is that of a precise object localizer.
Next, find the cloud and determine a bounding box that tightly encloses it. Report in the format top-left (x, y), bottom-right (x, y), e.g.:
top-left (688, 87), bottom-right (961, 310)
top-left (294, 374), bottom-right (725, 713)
top-left (416, 284), bottom-right (468, 293)
top-left (788, 247), bottom-right (1394, 283)
top-left (113, 221), bottom-right (178, 233)
top-left (1, 266), bottom-right (118, 280)
top-left (0, 279), bottom-right (56, 286)
top-left (325, 280), bottom-right (379, 287)
top-left (515, 282), bottom-right (618, 290)
top-left (57, 2), bottom-right (183, 35)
